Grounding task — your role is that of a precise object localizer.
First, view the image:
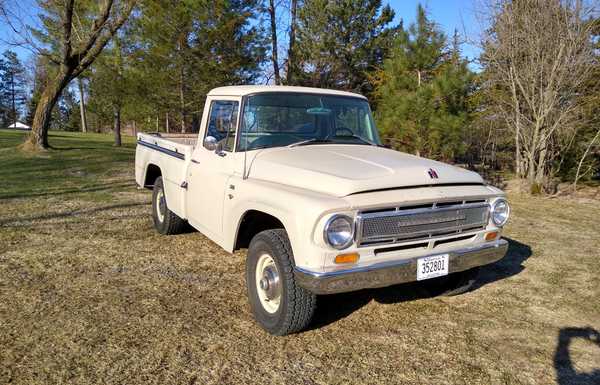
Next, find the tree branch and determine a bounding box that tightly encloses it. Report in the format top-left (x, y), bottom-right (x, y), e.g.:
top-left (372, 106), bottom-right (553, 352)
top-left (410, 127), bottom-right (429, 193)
top-left (62, 0), bottom-right (75, 62)
top-left (72, 1), bottom-right (136, 79)
top-left (70, 0), bottom-right (115, 61)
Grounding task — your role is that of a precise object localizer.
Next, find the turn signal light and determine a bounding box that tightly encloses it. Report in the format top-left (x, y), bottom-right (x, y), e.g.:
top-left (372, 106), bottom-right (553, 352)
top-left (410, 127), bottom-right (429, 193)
top-left (334, 253), bottom-right (359, 264)
top-left (485, 231), bottom-right (499, 241)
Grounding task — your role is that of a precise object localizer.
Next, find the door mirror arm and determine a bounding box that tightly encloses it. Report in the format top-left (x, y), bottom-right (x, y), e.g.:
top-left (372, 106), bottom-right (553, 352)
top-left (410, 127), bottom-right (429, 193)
top-left (214, 141), bottom-right (226, 157)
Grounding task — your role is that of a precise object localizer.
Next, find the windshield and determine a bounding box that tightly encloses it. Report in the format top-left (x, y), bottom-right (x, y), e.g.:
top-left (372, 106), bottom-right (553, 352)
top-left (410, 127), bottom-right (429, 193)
top-left (237, 93), bottom-right (381, 151)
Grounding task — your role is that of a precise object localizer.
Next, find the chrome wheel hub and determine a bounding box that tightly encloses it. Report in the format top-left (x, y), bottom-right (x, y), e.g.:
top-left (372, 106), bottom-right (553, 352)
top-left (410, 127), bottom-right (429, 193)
top-left (255, 254), bottom-right (281, 313)
top-left (156, 189), bottom-right (165, 222)
top-left (259, 266), bottom-right (280, 300)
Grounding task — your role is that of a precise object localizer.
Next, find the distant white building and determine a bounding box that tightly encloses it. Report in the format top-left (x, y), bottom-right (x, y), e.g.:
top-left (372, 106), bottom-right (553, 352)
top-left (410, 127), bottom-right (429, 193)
top-left (6, 121), bottom-right (30, 130)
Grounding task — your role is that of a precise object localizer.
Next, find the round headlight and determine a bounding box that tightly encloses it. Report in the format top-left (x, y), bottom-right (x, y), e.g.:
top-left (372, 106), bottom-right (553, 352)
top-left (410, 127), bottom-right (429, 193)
top-left (324, 215), bottom-right (354, 250)
top-left (491, 199), bottom-right (510, 227)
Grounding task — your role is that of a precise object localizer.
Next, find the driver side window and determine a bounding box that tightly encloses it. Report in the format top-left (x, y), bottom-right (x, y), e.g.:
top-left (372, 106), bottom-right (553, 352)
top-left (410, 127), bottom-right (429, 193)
top-left (206, 100), bottom-right (239, 152)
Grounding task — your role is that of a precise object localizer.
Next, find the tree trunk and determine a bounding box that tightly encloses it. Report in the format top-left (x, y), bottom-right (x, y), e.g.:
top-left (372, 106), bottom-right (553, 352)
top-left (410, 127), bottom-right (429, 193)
top-left (535, 136), bottom-right (548, 187)
top-left (527, 152), bottom-right (536, 184)
top-left (268, 0), bottom-right (281, 84)
top-left (10, 72), bottom-right (16, 124)
top-left (286, 0), bottom-right (297, 84)
top-left (509, 70), bottom-right (522, 178)
top-left (528, 116), bottom-right (547, 189)
top-left (113, 105), bottom-right (121, 147)
top-left (26, 71), bottom-right (71, 150)
top-left (515, 122), bottom-right (521, 178)
top-left (179, 64), bottom-right (186, 133)
top-left (166, 112), bottom-right (170, 133)
top-left (78, 77), bottom-right (88, 133)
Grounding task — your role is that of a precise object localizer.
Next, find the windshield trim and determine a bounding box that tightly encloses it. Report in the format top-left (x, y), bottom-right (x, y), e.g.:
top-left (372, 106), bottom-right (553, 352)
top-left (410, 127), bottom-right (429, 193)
top-left (234, 92), bottom-right (379, 152)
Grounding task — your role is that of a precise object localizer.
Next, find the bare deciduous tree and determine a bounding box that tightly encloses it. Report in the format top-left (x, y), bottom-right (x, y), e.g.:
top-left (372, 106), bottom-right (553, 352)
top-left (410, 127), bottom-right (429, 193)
top-left (4, 0), bottom-right (136, 150)
top-left (574, 128), bottom-right (600, 188)
top-left (480, 0), bottom-right (596, 192)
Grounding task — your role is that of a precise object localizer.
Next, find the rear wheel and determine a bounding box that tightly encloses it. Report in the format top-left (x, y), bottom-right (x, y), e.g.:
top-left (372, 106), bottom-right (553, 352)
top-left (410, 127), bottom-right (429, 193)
top-left (424, 267), bottom-right (480, 297)
top-left (246, 229), bottom-right (317, 335)
top-left (152, 176), bottom-right (187, 235)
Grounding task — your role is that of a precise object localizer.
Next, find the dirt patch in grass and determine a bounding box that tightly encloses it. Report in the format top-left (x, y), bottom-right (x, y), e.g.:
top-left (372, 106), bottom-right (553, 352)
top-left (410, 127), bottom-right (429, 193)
top-left (1, 130), bottom-right (599, 384)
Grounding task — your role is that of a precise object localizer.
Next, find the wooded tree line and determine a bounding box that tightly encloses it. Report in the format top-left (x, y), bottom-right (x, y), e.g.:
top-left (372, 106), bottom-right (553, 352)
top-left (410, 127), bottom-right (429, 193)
top-left (1, 0), bottom-right (598, 193)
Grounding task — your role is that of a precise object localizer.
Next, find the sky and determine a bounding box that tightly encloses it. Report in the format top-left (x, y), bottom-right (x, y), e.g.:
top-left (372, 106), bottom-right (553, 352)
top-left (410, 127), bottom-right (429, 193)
top-left (388, 0), bottom-right (483, 63)
top-left (0, 0), bottom-right (40, 62)
top-left (0, 0), bottom-right (484, 68)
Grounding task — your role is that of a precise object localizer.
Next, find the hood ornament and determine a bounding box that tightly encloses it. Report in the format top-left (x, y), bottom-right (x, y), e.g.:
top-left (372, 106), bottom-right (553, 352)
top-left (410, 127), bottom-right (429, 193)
top-left (427, 168), bottom-right (439, 179)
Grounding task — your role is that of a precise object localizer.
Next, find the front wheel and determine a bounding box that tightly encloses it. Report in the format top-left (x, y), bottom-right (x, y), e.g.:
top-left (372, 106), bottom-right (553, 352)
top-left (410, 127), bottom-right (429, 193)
top-left (246, 229), bottom-right (316, 335)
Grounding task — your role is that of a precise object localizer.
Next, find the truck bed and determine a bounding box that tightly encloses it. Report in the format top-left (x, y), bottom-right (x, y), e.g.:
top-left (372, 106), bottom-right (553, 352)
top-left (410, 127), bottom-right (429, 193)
top-left (137, 133), bottom-right (198, 155)
top-left (135, 132), bottom-right (198, 218)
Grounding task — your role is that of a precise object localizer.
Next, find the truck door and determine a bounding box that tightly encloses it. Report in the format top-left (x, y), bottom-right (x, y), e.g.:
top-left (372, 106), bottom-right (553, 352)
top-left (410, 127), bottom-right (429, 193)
top-left (186, 98), bottom-right (240, 243)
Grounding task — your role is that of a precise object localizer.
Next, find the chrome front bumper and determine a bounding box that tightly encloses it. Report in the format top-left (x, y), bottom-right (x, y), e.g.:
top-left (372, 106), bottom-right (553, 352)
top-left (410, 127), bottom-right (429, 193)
top-left (294, 239), bottom-right (509, 295)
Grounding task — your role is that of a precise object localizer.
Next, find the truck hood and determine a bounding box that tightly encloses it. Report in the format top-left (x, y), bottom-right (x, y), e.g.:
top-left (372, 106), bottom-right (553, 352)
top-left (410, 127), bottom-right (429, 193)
top-left (247, 144), bottom-right (484, 197)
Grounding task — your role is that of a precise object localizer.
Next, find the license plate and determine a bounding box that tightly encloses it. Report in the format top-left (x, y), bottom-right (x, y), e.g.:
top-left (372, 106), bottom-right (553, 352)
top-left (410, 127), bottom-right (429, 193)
top-left (417, 254), bottom-right (449, 281)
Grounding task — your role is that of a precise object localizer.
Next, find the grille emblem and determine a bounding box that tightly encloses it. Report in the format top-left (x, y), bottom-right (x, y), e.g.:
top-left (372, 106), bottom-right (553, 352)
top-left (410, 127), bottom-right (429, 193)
top-left (427, 168), bottom-right (439, 179)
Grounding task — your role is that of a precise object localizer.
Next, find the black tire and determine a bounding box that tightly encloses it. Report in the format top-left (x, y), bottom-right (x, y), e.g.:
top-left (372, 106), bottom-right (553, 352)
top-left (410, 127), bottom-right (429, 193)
top-left (423, 267), bottom-right (480, 297)
top-left (246, 229), bottom-right (317, 335)
top-left (151, 176), bottom-right (187, 235)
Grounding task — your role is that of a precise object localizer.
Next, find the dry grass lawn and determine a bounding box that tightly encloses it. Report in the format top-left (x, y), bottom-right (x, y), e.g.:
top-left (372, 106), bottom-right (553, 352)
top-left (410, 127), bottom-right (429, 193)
top-left (1, 130), bottom-right (599, 385)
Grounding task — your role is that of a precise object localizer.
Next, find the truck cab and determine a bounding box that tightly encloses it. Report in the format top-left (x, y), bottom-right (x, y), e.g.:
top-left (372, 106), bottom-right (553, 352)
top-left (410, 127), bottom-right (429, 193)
top-left (135, 85), bottom-right (510, 335)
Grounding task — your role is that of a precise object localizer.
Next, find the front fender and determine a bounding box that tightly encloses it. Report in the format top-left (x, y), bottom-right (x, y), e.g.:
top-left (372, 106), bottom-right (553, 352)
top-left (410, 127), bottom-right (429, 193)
top-left (223, 177), bottom-right (347, 269)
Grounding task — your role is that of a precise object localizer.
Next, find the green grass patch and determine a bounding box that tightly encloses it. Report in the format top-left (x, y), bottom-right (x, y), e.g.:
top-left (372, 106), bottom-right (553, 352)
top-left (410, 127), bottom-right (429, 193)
top-left (0, 129), bottom-right (136, 200)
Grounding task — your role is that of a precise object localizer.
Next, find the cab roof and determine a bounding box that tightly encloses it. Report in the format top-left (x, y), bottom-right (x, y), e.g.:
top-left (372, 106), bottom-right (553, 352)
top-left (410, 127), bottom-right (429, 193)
top-left (207, 85), bottom-right (367, 100)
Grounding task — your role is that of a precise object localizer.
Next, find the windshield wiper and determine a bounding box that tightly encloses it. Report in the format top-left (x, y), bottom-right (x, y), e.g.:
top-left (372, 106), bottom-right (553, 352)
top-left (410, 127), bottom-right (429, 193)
top-left (333, 134), bottom-right (377, 146)
top-left (287, 138), bottom-right (333, 148)
top-left (288, 135), bottom-right (380, 148)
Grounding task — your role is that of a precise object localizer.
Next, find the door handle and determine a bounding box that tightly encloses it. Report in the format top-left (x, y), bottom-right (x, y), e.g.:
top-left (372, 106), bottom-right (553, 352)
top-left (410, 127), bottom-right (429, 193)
top-left (191, 159), bottom-right (200, 164)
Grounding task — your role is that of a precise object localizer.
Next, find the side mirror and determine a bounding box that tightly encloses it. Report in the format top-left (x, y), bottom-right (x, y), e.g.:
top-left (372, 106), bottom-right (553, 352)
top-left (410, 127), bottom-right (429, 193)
top-left (203, 136), bottom-right (218, 151)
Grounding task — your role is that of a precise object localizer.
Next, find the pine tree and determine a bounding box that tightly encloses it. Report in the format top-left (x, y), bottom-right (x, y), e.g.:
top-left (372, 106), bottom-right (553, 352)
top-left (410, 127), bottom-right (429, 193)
top-left (374, 5), bottom-right (473, 161)
top-left (295, 0), bottom-right (397, 95)
top-left (52, 87), bottom-right (80, 132)
top-left (0, 50), bottom-right (27, 127)
top-left (126, 0), bottom-right (266, 133)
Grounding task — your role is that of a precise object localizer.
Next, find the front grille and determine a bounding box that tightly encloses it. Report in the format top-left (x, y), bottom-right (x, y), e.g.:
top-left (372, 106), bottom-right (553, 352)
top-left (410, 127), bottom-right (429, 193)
top-left (357, 201), bottom-right (489, 246)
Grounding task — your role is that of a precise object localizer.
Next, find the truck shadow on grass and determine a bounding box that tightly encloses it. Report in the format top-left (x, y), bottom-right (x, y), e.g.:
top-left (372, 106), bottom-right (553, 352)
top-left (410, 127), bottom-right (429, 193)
top-left (0, 202), bottom-right (150, 226)
top-left (470, 237), bottom-right (532, 291)
top-left (0, 181), bottom-right (134, 200)
top-left (310, 237), bottom-right (532, 330)
top-left (554, 327), bottom-right (600, 385)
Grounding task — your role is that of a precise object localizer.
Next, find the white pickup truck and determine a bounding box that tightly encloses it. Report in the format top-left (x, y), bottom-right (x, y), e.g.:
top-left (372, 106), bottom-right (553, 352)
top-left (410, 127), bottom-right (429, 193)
top-left (135, 85), bottom-right (510, 335)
